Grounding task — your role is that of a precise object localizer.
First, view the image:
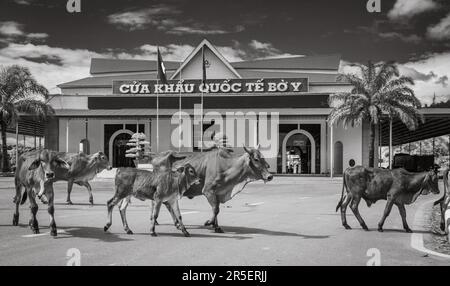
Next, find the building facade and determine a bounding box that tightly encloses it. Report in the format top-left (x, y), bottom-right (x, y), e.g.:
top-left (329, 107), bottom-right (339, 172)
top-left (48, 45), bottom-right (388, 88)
top-left (48, 39), bottom-right (379, 174)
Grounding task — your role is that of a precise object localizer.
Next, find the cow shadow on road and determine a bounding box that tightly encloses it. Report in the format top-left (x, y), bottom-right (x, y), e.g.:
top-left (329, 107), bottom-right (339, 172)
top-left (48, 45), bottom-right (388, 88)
top-left (187, 225), bottom-right (330, 239)
top-left (54, 226), bottom-right (134, 243)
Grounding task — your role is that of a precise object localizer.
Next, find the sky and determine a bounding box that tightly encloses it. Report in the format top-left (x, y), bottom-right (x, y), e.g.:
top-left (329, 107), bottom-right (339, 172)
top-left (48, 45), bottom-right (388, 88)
top-left (0, 0), bottom-right (449, 105)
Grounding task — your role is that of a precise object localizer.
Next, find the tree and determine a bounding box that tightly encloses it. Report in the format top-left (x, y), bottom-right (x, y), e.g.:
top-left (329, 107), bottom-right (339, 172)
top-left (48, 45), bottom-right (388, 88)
top-left (328, 61), bottom-right (423, 167)
top-left (0, 65), bottom-right (54, 172)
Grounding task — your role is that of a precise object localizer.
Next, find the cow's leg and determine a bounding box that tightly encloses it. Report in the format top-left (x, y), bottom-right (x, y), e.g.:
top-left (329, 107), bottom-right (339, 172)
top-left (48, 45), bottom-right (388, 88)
top-left (378, 195), bottom-right (395, 232)
top-left (439, 201), bottom-right (446, 231)
top-left (150, 199), bottom-right (162, 237)
top-left (66, 180), bottom-right (74, 205)
top-left (340, 193), bottom-right (352, 230)
top-left (168, 200), bottom-right (190, 237)
top-left (396, 203), bottom-right (412, 233)
top-left (104, 196), bottom-right (122, 232)
top-left (150, 200), bottom-right (159, 225)
top-left (204, 195), bottom-right (223, 233)
top-left (45, 184), bottom-right (57, 236)
top-left (164, 202), bottom-right (180, 229)
top-left (12, 182), bottom-right (22, 226)
top-left (28, 189), bottom-right (39, 234)
top-left (79, 181), bottom-right (94, 205)
top-left (349, 196), bottom-right (369, 231)
top-left (119, 196), bottom-right (133, 234)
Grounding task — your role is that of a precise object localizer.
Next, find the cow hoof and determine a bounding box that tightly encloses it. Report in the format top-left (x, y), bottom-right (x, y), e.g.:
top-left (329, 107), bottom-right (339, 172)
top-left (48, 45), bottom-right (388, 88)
top-left (103, 225), bottom-right (110, 232)
top-left (343, 224), bottom-right (352, 230)
top-left (89, 198), bottom-right (94, 205)
top-left (405, 228), bottom-right (413, 233)
top-left (66, 201), bottom-right (73, 205)
top-left (204, 220), bottom-right (213, 226)
top-left (12, 214), bottom-right (19, 226)
top-left (362, 225), bottom-right (369, 231)
top-left (183, 231), bottom-right (190, 237)
top-left (32, 228), bottom-right (40, 234)
top-left (50, 229), bottom-right (57, 237)
top-left (377, 228), bottom-right (383, 232)
top-left (155, 220), bottom-right (159, 226)
top-left (126, 229), bottom-right (133, 235)
top-left (150, 232), bottom-right (157, 237)
top-left (214, 227), bottom-right (224, 233)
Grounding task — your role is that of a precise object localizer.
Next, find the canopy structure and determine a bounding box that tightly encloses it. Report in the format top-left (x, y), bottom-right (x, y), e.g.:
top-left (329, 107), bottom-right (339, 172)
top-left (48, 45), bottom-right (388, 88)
top-left (380, 108), bottom-right (450, 146)
top-left (5, 117), bottom-right (45, 137)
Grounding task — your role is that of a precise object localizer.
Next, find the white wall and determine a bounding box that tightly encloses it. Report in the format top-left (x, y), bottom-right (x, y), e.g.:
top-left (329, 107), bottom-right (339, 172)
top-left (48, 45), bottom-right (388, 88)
top-left (329, 124), bottom-right (363, 172)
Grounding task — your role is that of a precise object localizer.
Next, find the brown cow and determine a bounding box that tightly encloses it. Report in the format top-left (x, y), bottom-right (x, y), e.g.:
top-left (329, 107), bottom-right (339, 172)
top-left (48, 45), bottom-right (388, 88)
top-left (336, 166), bottom-right (440, 232)
top-left (51, 151), bottom-right (112, 205)
top-left (12, 149), bottom-right (70, 236)
top-left (103, 164), bottom-right (200, 237)
top-left (154, 145), bottom-right (273, 233)
top-left (433, 168), bottom-right (449, 232)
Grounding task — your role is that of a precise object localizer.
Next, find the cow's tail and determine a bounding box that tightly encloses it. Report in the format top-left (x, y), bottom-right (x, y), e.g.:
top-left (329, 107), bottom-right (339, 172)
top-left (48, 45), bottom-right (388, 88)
top-left (336, 172), bottom-right (347, 212)
top-left (434, 169), bottom-right (449, 206)
top-left (20, 190), bottom-right (28, 205)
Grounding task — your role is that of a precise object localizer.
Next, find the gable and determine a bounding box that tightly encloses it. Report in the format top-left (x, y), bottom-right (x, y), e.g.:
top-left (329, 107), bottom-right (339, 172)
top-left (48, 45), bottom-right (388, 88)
top-left (170, 39), bottom-right (241, 80)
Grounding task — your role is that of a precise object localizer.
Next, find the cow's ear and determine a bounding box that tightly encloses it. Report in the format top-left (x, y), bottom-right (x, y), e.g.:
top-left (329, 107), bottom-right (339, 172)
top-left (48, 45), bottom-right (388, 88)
top-left (28, 159), bottom-right (41, 170)
top-left (176, 166), bottom-right (185, 173)
top-left (55, 158), bottom-right (70, 169)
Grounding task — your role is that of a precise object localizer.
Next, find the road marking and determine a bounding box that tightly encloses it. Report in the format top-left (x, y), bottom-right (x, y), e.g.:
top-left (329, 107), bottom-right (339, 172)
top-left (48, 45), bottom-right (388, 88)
top-left (181, 211), bottom-right (200, 215)
top-left (246, 202), bottom-right (265, 206)
top-left (22, 229), bottom-right (71, 238)
top-left (410, 199), bottom-right (450, 259)
top-left (298, 197), bottom-right (312, 200)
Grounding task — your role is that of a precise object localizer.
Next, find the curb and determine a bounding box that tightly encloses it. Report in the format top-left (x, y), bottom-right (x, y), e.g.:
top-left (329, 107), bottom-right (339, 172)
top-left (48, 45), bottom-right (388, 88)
top-left (410, 198), bottom-right (450, 259)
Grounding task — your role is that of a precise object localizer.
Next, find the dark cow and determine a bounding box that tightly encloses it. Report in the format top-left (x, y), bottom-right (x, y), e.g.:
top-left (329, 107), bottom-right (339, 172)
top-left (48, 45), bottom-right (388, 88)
top-left (336, 166), bottom-right (440, 232)
top-left (433, 168), bottom-right (449, 232)
top-left (49, 151), bottom-right (112, 205)
top-left (154, 145), bottom-right (273, 233)
top-left (103, 164), bottom-right (200, 237)
top-left (12, 149), bottom-right (70, 236)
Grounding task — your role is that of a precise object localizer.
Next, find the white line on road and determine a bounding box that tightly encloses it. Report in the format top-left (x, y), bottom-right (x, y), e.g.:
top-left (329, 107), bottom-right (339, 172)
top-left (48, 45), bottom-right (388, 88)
top-left (245, 202), bottom-right (265, 206)
top-left (181, 211), bottom-right (200, 215)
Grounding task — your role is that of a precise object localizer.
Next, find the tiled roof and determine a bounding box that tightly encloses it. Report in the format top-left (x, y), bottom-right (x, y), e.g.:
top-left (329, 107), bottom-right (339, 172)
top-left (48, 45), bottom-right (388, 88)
top-left (231, 54), bottom-right (341, 70)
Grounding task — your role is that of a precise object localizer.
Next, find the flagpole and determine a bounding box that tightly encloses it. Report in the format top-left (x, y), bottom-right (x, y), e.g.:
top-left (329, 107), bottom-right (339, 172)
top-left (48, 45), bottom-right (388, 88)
top-left (178, 61), bottom-right (182, 152)
top-left (156, 47), bottom-right (159, 153)
top-left (200, 46), bottom-right (204, 152)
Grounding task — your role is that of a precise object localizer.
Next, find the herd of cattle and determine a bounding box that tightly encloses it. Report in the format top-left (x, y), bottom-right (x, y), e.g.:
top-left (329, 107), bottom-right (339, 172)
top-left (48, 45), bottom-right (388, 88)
top-left (9, 146), bottom-right (450, 240)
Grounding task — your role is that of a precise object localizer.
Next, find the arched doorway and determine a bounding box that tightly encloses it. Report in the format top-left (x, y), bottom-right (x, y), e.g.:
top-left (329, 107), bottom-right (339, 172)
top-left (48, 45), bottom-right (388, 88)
top-left (282, 129), bottom-right (316, 174)
top-left (334, 141), bottom-right (343, 175)
top-left (109, 129), bottom-right (135, 168)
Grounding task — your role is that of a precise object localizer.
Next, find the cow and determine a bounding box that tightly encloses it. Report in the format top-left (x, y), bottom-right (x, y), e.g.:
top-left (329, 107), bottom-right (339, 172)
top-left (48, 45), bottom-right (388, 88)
top-left (336, 166), bottom-right (440, 233)
top-left (433, 168), bottom-right (449, 232)
top-left (103, 163), bottom-right (200, 237)
top-left (49, 151), bottom-right (112, 205)
top-left (153, 145), bottom-right (273, 233)
top-left (12, 149), bottom-right (70, 236)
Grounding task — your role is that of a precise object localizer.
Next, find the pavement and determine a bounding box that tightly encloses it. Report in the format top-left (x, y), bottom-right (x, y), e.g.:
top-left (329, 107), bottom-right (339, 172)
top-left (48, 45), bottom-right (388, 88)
top-left (0, 176), bottom-right (449, 266)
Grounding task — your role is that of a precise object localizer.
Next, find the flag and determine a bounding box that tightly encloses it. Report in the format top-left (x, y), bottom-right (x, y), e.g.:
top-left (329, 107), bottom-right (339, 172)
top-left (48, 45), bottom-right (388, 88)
top-left (157, 47), bottom-right (167, 84)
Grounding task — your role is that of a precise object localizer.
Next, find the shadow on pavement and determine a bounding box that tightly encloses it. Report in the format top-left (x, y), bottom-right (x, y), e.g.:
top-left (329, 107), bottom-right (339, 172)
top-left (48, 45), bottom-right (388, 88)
top-left (188, 225), bottom-right (330, 239)
top-left (55, 226), bottom-right (134, 242)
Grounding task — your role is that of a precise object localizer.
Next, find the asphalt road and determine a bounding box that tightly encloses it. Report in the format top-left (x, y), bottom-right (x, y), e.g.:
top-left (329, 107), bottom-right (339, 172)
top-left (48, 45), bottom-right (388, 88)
top-left (0, 176), bottom-right (448, 266)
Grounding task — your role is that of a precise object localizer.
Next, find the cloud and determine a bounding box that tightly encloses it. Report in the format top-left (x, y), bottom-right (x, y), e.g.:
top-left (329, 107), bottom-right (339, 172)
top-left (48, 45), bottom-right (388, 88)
top-left (0, 21), bottom-right (24, 36)
top-left (339, 52), bottom-right (450, 105)
top-left (107, 5), bottom-right (245, 35)
top-left (427, 12), bottom-right (450, 41)
top-left (248, 40), bottom-right (296, 59)
top-left (378, 32), bottom-right (421, 44)
top-left (13, 0), bottom-right (33, 5)
top-left (0, 21), bottom-right (48, 41)
top-left (387, 0), bottom-right (438, 20)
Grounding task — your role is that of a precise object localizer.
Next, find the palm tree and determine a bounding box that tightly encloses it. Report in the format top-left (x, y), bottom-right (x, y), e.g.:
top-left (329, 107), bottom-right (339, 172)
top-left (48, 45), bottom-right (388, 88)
top-left (0, 65), bottom-right (54, 172)
top-left (328, 61), bottom-right (423, 168)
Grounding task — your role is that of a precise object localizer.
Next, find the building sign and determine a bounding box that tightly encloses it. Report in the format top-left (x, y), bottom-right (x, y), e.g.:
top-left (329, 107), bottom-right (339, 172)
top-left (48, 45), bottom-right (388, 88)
top-left (112, 78), bottom-right (308, 95)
